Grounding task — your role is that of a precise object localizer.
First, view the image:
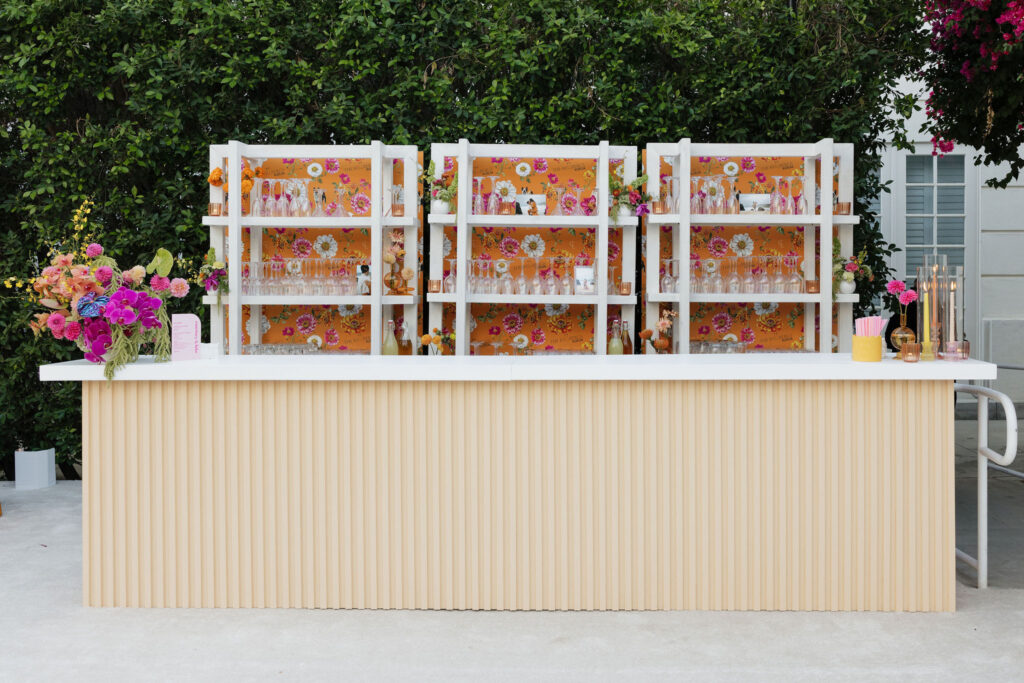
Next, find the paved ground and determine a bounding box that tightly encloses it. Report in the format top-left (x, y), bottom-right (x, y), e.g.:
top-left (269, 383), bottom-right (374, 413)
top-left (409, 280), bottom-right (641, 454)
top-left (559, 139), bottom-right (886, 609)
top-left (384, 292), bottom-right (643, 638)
top-left (1, 419), bottom-right (1022, 682)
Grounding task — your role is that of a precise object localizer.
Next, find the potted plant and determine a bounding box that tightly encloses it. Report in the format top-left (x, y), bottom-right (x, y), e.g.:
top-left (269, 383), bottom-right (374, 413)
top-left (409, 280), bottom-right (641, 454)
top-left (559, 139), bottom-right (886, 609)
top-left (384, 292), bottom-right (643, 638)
top-left (422, 160), bottom-right (458, 215)
top-left (832, 238), bottom-right (873, 296)
top-left (609, 171), bottom-right (651, 221)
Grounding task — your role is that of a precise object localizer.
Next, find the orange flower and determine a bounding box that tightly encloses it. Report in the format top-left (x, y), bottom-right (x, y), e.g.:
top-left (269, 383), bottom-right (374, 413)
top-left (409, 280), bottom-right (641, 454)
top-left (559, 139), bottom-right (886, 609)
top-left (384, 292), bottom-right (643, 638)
top-left (254, 167), bottom-right (264, 178)
top-left (241, 168), bottom-right (254, 181)
top-left (420, 334), bottom-right (433, 346)
top-left (638, 328), bottom-right (653, 340)
top-left (431, 335), bottom-right (442, 346)
top-left (207, 168), bottom-right (224, 187)
top-left (240, 178), bottom-right (254, 195)
top-left (653, 337), bottom-right (670, 350)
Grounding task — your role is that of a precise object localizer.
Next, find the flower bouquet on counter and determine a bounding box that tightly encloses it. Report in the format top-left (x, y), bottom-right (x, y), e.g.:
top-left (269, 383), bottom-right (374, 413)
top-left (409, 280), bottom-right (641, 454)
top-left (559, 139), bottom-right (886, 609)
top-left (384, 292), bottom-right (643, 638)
top-left (640, 309), bottom-right (678, 354)
top-left (6, 201), bottom-right (190, 379)
top-left (609, 169), bottom-right (651, 220)
top-left (421, 328), bottom-right (455, 355)
top-left (197, 248), bottom-right (228, 304)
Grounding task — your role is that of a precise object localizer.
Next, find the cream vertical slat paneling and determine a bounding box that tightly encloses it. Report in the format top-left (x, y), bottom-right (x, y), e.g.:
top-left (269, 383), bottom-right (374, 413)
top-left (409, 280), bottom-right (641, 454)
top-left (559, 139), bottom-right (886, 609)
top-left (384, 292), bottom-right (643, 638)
top-left (81, 379), bottom-right (955, 611)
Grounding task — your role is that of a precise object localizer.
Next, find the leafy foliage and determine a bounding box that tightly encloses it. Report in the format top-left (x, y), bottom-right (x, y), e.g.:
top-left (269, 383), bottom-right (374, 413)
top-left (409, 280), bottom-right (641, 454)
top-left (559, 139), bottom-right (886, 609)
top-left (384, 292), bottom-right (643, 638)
top-left (922, 1), bottom-right (1024, 187)
top-left (0, 0), bottom-right (924, 476)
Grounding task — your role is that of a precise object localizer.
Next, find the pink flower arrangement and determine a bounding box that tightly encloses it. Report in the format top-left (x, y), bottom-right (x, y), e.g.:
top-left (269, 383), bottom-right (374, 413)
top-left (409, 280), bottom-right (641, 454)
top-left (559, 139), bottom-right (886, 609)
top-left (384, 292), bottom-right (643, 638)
top-left (899, 290), bottom-right (919, 307)
top-left (149, 274), bottom-right (171, 291)
top-left (886, 279), bottom-right (907, 295)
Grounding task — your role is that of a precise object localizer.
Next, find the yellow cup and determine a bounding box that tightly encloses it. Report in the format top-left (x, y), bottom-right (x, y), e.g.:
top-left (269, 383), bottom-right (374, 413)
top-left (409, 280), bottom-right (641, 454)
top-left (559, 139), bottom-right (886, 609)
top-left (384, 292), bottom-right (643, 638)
top-left (851, 335), bottom-right (882, 362)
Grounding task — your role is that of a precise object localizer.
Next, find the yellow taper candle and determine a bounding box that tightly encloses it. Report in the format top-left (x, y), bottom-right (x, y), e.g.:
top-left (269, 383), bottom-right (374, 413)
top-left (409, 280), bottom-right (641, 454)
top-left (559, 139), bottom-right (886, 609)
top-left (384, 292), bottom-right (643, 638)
top-left (922, 292), bottom-right (930, 344)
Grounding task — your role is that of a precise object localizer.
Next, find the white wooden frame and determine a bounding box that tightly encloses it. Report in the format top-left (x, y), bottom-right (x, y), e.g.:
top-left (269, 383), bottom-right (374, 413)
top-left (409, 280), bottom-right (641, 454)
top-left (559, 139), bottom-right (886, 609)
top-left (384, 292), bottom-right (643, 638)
top-left (205, 141), bottom-right (420, 355)
top-left (426, 139), bottom-right (639, 355)
top-left (645, 138), bottom-right (857, 354)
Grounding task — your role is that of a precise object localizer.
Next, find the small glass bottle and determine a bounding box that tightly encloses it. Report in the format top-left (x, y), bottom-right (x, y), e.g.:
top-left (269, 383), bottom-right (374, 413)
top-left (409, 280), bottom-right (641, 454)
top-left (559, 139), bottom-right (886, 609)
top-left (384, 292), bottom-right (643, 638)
top-left (621, 320), bottom-right (633, 355)
top-left (382, 320), bottom-right (399, 356)
top-left (608, 320), bottom-right (624, 355)
top-left (397, 320), bottom-right (413, 356)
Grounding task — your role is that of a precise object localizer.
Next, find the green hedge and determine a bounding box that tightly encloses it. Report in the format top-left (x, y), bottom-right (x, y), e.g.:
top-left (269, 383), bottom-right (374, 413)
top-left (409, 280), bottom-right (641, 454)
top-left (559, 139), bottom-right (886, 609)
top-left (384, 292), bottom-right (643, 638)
top-left (0, 0), bottom-right (925, 477)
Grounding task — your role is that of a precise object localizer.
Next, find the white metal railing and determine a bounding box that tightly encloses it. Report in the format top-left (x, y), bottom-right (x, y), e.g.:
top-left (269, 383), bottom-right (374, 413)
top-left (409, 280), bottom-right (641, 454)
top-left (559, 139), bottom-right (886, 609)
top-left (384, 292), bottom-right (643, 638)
top-left (953, 383), bottom-right (1019, 588)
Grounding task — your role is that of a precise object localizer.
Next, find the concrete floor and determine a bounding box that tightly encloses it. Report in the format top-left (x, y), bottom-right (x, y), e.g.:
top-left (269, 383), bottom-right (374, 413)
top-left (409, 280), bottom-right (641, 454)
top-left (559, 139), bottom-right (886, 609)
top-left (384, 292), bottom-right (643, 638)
top-left (2, 420), bottom-right (1023, 682)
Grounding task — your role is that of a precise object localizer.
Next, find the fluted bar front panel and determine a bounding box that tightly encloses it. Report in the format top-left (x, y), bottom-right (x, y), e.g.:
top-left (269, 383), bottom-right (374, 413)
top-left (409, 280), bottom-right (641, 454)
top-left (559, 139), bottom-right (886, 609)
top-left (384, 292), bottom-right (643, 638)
top-left (82, 379), bottom-right (954, 611)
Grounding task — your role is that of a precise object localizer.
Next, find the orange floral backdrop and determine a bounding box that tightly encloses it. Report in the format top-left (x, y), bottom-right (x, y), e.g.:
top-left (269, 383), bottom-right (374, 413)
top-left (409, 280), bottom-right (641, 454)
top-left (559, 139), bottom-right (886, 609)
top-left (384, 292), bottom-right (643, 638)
top-left (643, 154), bottom-right (839, 352)
top-left (226, 155), bottom-right (421, 352)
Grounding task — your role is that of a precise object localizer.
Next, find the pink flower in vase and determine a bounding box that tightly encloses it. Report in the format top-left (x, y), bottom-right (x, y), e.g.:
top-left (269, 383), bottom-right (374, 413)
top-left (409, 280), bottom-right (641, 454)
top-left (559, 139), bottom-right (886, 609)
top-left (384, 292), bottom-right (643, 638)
top-left (899, 290), bottom-right (918, 306)
top-left (886, 280), bottom-right (906, 295)
top-left (844, 262), bottom-right (859, 272)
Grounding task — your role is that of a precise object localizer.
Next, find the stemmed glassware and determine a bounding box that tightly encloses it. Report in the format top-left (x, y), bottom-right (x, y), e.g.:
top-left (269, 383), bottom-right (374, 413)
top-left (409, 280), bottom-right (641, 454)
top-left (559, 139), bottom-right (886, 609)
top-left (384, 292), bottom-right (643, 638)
top-left (608, 264), bottom-right (618, 295)
top-left (789, 176), bottom-right (803, 215)
top-left (543, 257), bottom-right (558, 295)
top-left (660, 258), bottom-right (677, 294)
top-left (472, 177), bottom-right (485, 215)
top-left (531, 257), bottom-right (543, 295)
top-left (486, 176), bottom-right (501, 215)
top-left (690, 176), bottom-right (704, 214)
top-left (771, 256), bottom-right (786, 292)
top-left (443, 258), bottom-right (457, 294)
top-left (516, 257), bottom-right (529, 294)
top-left (755, 256), bottom-right (771, 293)
top-left (786, 255), bottom-right (804, 293)
top-left (551, 186), bottom-right (566, 216)
top-left (725, 257), bottom-right (741, 293)
top-left (704, 258), bottom-right (723, 293)
top-left (498, 260), bottom-right (515, 295)
top-left (770, 176), bottom-right (785, 214)
top-left (559, 257), bottom-right (574, 296)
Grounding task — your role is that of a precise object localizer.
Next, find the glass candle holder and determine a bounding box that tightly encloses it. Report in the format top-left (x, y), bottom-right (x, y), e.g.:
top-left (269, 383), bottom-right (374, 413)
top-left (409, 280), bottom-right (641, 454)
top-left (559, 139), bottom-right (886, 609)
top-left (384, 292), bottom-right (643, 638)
top-left (208, 202), bottom-right (222, 216)
top-left (805, 280), bottom-right (820, 294)
top-left (939, 265), bottom-right (963, 360)
top-left (618, 282), bottom-right (632, 296)
top-left (902, 342), bottom-right (921, 362)
top-left (427, 279), bottom-right (442, 293)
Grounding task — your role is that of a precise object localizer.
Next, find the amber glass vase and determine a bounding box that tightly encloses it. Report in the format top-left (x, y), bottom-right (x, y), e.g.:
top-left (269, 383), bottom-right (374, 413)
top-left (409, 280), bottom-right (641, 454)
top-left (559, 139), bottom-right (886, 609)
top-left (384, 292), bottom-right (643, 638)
top-left (890, 312), bottom-right (915, 358)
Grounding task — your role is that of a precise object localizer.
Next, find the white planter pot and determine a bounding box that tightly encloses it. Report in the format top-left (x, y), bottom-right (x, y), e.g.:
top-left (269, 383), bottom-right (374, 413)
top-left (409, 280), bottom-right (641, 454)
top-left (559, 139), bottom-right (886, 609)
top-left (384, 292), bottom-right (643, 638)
top-left (838, 279), bottom-right (857, 295)
top-left (430, 199), bottom-right (452, 215)
top-left (612, 205), bottom-right (633, 221)
top-left (15, 448), bottom-right (56, 490)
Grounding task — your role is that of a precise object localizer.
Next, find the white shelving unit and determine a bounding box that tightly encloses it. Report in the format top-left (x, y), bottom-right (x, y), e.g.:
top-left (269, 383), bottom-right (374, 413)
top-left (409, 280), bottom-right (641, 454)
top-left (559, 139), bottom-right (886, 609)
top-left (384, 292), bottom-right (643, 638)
top-left (426, 140), bottom-right (638, 355)
top-left (644, 139), bottom-right (858, 354)
top-left (206, 141), bottom-right (419, 355)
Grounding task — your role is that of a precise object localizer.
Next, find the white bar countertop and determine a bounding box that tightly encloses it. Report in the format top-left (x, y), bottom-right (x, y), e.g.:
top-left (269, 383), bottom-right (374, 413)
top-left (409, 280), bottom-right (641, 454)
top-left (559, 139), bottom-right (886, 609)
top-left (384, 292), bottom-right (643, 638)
top-left (40, 353), bottom-right (997, 383)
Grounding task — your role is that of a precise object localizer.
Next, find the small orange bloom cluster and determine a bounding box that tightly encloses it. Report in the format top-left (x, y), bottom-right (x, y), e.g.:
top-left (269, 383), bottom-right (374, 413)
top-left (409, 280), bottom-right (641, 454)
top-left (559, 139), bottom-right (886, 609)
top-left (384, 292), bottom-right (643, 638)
top-left (207, 168), bottom-right (224, 187)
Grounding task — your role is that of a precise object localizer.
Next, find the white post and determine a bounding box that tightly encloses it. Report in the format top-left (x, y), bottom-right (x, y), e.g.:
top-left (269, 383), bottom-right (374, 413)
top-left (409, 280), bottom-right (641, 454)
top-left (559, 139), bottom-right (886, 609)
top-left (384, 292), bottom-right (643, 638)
top-left (978, 394), bottom-right (989, 589)
top-left (227, 140), bottom-right (243, 356)
top-left (595, 142), bottom-right (610, 354)
top-left (836, 143), bottom-right (855, 353)
top-left (208, 144), bottom-right (226, 353)
top-left (819, 138), bottom-right (835, 353)
top-left (370, 140), bottom-right (384, 355)
top-left (802, 151), bottom-right (817, 351)
top-left (677, 138), bottom-right (691, 354)
top-left (619, 146), bottom-right (638, 348)
top-left (454, 139), bottom-right (471, 355)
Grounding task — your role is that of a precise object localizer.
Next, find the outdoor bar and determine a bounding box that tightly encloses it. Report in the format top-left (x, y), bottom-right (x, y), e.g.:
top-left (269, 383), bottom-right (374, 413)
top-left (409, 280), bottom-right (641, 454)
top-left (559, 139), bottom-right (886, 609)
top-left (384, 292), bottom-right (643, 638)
top-left (37, 138), bottom-right (998, 611)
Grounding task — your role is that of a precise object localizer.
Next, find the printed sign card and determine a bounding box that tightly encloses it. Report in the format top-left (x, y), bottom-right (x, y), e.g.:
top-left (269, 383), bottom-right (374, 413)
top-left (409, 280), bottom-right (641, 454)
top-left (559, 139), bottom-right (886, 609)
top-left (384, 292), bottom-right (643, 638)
top-left (171, 314), bottom-right (201, 361)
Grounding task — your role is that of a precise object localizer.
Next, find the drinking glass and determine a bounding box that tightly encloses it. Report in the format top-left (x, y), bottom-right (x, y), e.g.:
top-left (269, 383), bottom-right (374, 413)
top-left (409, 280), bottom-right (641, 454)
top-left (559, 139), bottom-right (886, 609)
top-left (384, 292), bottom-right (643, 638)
top-left (486, 176), bottom-right (501, 215)
top-left (560, 257), bottom-right (574, 295)
top-left (689, 256), bottom-right (700, 293)
top-left (705, 258), bottom-right (723, 293)
top-left (789, 176), bottom-right (804, 215)
top-left (470, 341), bottom-right (484, 356)
top-left (707, 175), bottom-right (724, 214)
top-left (552, 186), bottom-right (566, 216)
top-left (608, 264), bottom-right (618, 295)
top-left (661, 258), bottom-right (675, 294)
top-left (516, 257), bottom-right (529, 295)
top-left (273, 181), bottom-right (288, 217)
top-left (490, 341), bottom-right (504, 356)
top-left (755, 256), bottom-right (771, 294)
top-left (572, 187), bottom-right (585, 217)
top-left (785, 255), bottom-right (803, 293)
top-left (472, 177), bottom-right (485, 215)
top-left (690, 176), bottom-right (703, 214)
top-left (726, 257), bottom-right (741, 293)
top-left (544, 258), bottom-right (559, 295)
top-left (724, 176), bottom-right (740, 214)
top-left (530, 257), bottom-right (543, 295)
top-left (771, 256), bottom-right (786, 292)
top-left (770, 177), bottom-right (784, 214)
top-left (498, 260), bottom-right (515, 295)
top-left (443, 259), bottom-right (457, 294)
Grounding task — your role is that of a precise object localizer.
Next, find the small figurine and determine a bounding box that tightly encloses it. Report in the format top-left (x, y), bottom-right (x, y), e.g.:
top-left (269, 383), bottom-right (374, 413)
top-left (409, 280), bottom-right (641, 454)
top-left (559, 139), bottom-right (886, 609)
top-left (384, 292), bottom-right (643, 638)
top-left (527, 199), bottom-right (538, 216)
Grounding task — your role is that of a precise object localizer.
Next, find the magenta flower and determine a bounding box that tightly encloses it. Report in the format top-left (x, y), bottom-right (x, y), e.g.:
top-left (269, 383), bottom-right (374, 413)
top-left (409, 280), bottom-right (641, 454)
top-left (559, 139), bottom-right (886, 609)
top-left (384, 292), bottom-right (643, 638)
top-left (95, 266), bottom-right (113, 284)
top-left (844, 262), bottom-right (859, 272)
top-left (531, 328), bottom-right (546, 345)
top-left (339, 173), bottom-right (351, 184)
top-left (886, 280), bottom-right (906, 295)
top-left (635, 203), bottom-right (650, 216)
top-left (325, 158), bottom-right (340, 174)
top-left (708, 236), bottom-right (729, 257)
top-left (444, 157), bottom-right (455, 172)
top-left (351, 191), bottom-right (371, 214)
top-left (325, 328), bottom-right (340, 346)
top-left (899, 290), bottom-right (919, 306)
top-left (149, 275), bottom-right (171, 291)
top-left (85, 243), bottom-right (104, 258)
top-left (64, 320), bottom-right (82, 341)
top-left (499, 237), bottom-right (519, 258)
top-left (712, 312), bottom-right (733, 334)
top-left (698, 325), bottom-right (710, 335)
top-left (47, 312), bottom-right (66, 338)
top-left (488, 325), bottom-right (500, 335)
top-left (698, 156), bottom-right (711, 163)
top-left (547, 173), bottom-right (559, 184)
top-left (292, 237), bottom-right (313, 258)
top-left (503, 313), bottom-right (523, 334)
top-left (533, 158), bottom-right (548, 172)
top-left (296, 313), bottom-right (317, 336)
top-left (282, 327), bottom-right (295, 337)
top-left (741, 157), bottom-right (756, 172)
top-left (756, 172), bottom-right (767, 183)
top-left (741, 327), bottom-right (755, 343)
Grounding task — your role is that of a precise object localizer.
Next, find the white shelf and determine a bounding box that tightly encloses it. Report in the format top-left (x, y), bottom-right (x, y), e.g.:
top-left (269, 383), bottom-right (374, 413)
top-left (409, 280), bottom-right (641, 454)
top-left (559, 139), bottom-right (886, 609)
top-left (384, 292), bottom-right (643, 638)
top-left (836, 293), bottom-right (860, 303)
top-left (428, 214), bottom-right (638, 228)
top-left (647, 213), bottom-right (860, 226)
top-left (203, 294), bottom-right (419, 306)
top-left (608, 295), bottom-right (638, 305)
top-left (426, 293), bottom-right (456, 303)
top-left (690, 293), bottom-right (822, 303)
top-left (467, 294), bottom-right (600, 305)
top-left (202, 216), bottom-right (413, 228)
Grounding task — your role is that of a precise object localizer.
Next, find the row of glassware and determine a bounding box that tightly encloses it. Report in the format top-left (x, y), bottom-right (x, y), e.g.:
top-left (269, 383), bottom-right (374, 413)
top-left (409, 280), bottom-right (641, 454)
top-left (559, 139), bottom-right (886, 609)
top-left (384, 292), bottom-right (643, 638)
top-left (241, 258), bottom-right (372, 296)
top-left (237, 179), bottom-right (406, 218)
top-left (661, 256), bottom-right (805, 295)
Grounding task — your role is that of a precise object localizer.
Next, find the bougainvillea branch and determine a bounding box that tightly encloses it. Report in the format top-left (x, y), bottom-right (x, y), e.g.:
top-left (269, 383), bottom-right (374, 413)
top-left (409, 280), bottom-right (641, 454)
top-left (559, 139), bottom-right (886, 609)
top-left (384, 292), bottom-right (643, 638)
top-left (923, 0), bottom-right (1024, 187)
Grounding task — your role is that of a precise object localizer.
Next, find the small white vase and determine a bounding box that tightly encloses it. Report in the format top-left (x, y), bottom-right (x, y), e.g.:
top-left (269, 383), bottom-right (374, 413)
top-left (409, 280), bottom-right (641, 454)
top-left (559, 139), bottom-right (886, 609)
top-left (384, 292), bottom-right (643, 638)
top-left (612, 205), bottom-right (633, 222)
top-left (838, 279), bottom-right (856, 295)
top-left (431, 199), bottom-right (452, 215)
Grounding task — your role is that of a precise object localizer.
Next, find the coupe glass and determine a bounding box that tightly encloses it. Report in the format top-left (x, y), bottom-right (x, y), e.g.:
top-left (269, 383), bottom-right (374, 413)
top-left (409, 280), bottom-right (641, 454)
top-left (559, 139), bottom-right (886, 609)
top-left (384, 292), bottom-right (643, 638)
top-left (470, 341), bottom-right (484, 356)
top-left (559, 257), bottom-right (574, 295)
